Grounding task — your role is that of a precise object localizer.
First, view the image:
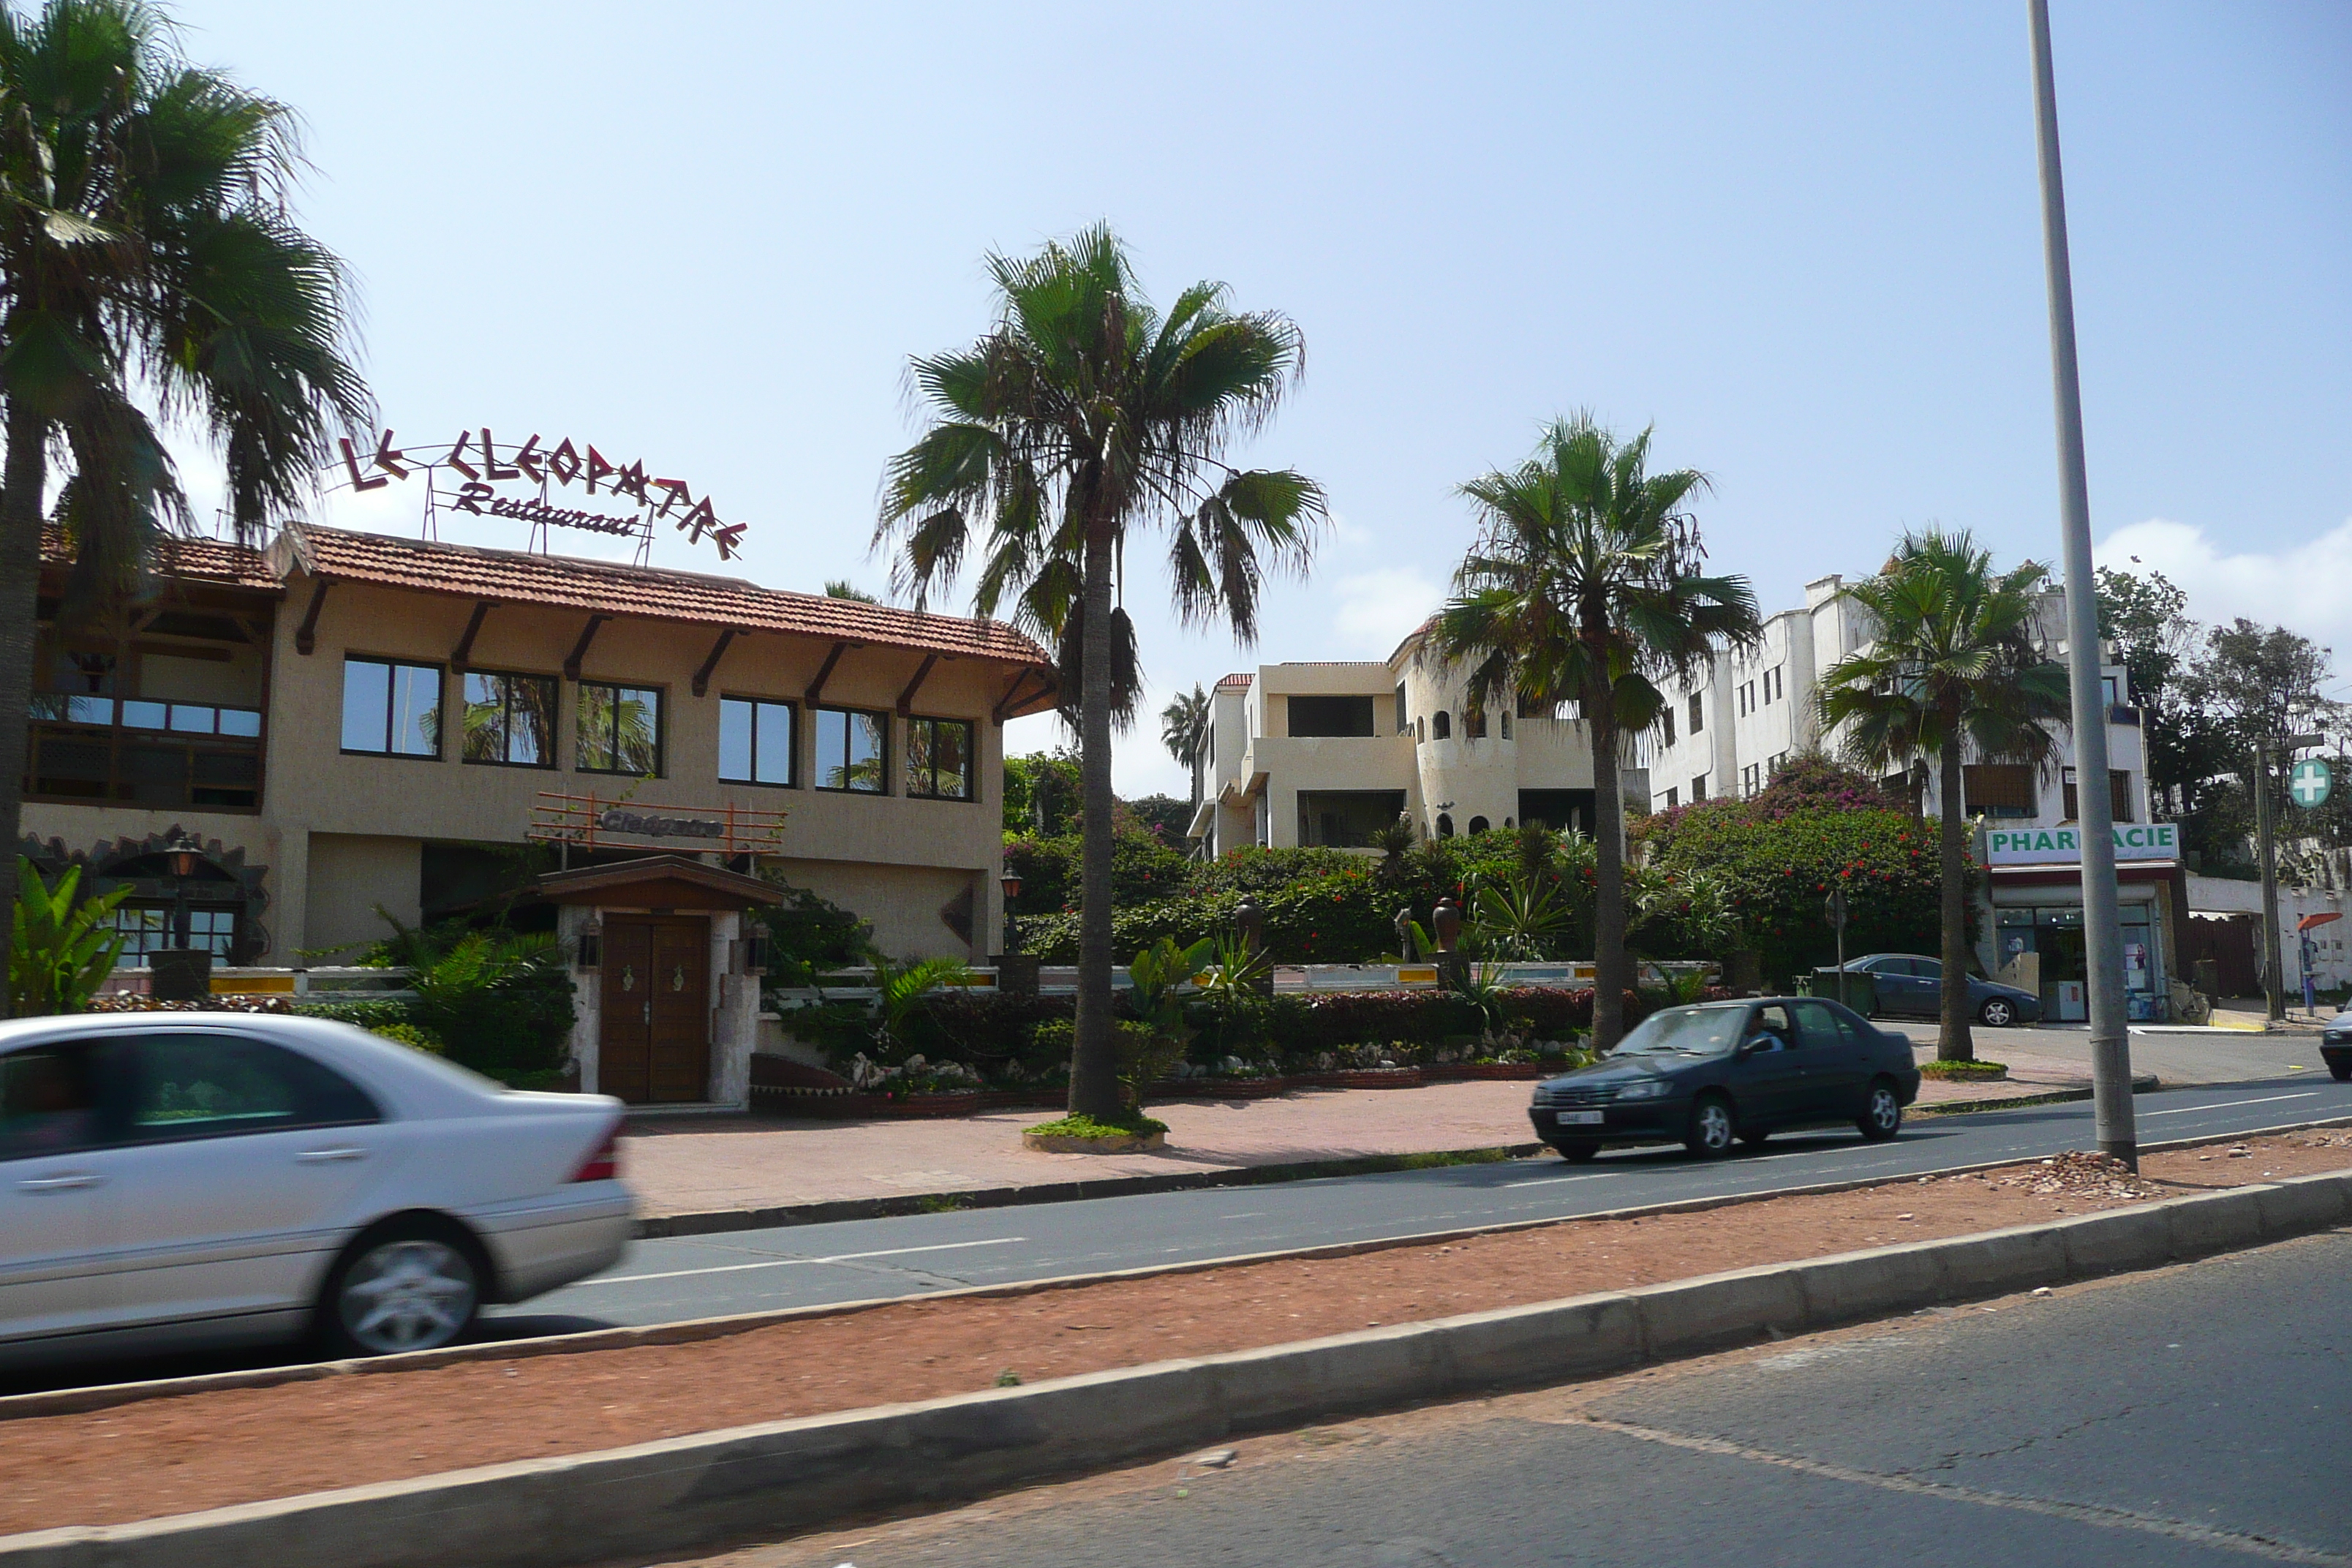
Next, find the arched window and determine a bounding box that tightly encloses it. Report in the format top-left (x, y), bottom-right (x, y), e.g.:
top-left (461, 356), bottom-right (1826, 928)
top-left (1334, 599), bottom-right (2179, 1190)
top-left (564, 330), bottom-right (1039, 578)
top-left (1504, 816), bottom-right (1515, 829)
top-left (1500, 713), bottom-right (1512, 740)
top-left (1467, 815), bottom-right (1490, 834)
top-left (1416, 717), bottom-right (1425, 742)
top-left (1465, 707), bottom-right (1487, 739)
top-left (1436, 813), bottom-right (1455, 839)
top-left (1432, 711), bottom-right (1452, 740)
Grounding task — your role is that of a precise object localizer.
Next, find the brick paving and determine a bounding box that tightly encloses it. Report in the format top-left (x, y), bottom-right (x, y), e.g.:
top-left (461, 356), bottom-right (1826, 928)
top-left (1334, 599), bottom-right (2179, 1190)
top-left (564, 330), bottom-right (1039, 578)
top-left (620, 1050), bottom-right (2084, 1219)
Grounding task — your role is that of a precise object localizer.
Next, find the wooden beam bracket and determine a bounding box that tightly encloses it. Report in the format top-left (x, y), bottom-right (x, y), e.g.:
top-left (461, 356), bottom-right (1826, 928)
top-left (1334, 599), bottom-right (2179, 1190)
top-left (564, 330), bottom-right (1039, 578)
top-left (804, 641), bottom-right (852, 709)
top-left (562, 614), bottom-right (610, 681)
top-left (691, 628), bottom-right (739, 698)
top-left (992, 666), bottom-right (1049, 724)
top-left (894, 652), bottom-right (941, 717)
top-left (451, 600), bottom-right (496, 672)
top-left (293, 579), bottom-right (331, 656)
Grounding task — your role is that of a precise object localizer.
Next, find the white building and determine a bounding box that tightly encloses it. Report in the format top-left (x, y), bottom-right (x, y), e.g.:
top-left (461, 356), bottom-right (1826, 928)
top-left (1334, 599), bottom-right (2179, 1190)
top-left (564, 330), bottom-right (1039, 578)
top-left (1186, 622), bottom-right (1648, 855)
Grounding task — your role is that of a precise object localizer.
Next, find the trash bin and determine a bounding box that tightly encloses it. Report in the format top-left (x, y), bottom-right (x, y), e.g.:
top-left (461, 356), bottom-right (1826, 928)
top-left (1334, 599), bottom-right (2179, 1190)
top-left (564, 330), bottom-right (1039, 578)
top-left (1814, 967), bottom-right (1877, 1015)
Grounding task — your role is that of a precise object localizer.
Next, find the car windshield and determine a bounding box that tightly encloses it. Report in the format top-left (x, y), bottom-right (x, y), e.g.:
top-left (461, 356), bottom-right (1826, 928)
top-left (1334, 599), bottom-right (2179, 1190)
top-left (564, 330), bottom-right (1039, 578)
top-left (1610, 1006), bottom-right (1747, 1056)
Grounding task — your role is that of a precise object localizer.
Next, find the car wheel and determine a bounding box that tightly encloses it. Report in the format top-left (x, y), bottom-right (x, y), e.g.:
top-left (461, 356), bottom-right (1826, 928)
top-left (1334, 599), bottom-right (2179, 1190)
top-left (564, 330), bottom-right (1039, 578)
top-left (1857, 1078), bottom-right (1904, 1142)
top-left (319, 1216), bottom-right (483, 1357)
top-left (1978, 996), bottom-right (2016, 1028)
top-left (1555, 1139), bottom-right (1600, 1164)
top-left (1684, 1093), bottom-right (1737, 1158)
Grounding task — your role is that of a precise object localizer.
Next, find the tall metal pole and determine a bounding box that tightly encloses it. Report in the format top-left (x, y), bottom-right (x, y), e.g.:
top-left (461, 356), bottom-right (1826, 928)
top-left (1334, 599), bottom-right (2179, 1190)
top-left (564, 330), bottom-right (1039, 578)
top-left (2256, 742), bottom-right (2285, 1020)
top-left (2028, 0), bottom-right (2136, 1167)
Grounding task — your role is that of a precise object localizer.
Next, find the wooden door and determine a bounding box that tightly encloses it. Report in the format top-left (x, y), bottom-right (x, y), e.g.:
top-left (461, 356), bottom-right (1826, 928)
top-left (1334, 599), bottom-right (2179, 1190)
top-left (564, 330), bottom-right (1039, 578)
top-left (647, 916), bottom-right (712, 1103)
top-left (599, 918), bottom-right (655, 1103)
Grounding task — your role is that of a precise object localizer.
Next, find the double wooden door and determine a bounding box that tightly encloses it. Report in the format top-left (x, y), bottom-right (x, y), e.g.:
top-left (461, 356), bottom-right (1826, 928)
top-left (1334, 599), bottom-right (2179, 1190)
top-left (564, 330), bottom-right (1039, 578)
top-left (599, 916), bottom-right (711, 1104)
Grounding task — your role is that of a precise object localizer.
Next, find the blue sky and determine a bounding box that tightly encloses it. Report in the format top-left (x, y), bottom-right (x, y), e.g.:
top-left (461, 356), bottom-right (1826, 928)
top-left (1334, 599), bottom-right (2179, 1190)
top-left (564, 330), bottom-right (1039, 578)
top-left (171, 1), bottom-right (2351, 794)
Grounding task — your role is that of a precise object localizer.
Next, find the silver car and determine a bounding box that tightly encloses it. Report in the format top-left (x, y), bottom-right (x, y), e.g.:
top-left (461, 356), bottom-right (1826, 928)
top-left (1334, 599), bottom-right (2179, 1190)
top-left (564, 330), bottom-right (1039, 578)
top-left (0, 1012), bottom-right (633, 1371)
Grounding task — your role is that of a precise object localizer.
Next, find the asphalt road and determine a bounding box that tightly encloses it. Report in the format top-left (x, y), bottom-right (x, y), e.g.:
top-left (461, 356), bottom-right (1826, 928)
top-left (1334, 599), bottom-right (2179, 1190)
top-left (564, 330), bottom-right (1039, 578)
top-left (486, 1074), bottom-right (2352, 1341)
top-left (717, 1228), bottom-right (2352, 1568)
top-left (1877, 1017), bottom-right (2334, 1085)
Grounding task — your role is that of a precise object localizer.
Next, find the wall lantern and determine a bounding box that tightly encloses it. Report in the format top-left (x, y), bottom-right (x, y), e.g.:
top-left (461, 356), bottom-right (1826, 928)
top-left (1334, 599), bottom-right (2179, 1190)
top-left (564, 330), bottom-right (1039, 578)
top-left (1000, 871), bottom-right (1022, 901)
top-left (163, 829), bottom-right (201, 880)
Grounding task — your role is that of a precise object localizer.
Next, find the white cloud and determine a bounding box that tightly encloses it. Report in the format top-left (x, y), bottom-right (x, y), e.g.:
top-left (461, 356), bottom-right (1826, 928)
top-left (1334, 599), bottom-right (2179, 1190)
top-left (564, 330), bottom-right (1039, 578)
top-left (1330, 567), bottom-right (1442, 658)
top-left (2099, 516), bottom-right (2352, 657)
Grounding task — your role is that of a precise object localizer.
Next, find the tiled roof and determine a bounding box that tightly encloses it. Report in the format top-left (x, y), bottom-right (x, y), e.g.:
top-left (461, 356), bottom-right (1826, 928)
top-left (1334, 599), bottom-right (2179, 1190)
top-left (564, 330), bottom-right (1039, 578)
top-left (41, 531), bottom-right (279, 591)
top-left (1214, 671), bottom-right (1254, 691)
top-left (279, 526), bottom-right (1052, 668)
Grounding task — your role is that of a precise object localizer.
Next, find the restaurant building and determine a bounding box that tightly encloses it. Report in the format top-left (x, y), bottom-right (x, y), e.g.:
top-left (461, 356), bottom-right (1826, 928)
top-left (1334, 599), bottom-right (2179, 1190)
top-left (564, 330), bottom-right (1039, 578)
top-left (20, 524), bottom-right (1055, 1101)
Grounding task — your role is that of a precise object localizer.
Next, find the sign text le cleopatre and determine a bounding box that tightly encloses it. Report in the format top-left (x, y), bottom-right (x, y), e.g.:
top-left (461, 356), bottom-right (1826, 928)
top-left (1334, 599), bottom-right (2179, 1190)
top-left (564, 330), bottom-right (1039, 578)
top-left (336, 426), bottom-right (747, 559)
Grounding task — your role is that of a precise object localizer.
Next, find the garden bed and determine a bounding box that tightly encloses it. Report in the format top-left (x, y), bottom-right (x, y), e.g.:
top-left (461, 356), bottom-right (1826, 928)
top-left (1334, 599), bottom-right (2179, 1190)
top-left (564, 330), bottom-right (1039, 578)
top-left (5, 1130), bottom-right (2346, 1536)
top-left (747, 1063), bottom-right (1550, 1117)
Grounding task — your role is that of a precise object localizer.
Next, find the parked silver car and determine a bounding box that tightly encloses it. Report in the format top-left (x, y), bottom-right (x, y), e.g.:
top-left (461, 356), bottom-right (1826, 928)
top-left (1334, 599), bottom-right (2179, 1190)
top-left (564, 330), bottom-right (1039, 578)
top-left (0, 1013), bottom-right (632, 1371)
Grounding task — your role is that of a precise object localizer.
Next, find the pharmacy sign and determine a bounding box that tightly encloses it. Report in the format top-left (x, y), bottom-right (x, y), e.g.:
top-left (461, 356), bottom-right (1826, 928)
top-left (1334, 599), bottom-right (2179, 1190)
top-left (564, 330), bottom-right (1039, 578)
top-left (2291, 758), bottom-right (2332, 810)
top-left (1983, 822), bottom-right (2180, 867)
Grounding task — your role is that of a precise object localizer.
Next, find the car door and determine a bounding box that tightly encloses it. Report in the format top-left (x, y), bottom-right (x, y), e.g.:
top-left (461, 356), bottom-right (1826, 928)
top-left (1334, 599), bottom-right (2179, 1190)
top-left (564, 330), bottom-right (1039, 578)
top-left (1870, 958), bottom-right (1923, 1017)
top-left (0, 1038), bottom-right (124, 1349)
top-left (95, 1030), bottom-right (397, 1334)
top-left (1790, 1000), bottom-right (1868, 1117)
top-left (1725, 1003), bottom-right (1809, 1126)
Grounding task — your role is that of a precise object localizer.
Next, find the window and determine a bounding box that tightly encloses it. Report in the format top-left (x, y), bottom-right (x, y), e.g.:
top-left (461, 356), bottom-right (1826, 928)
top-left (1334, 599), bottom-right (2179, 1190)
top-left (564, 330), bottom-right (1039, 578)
top-left (576, 682), bottom-right (663, 775)
top-left (1468, 815), bottom-right (1490, 834)
top-left (120, 1033), bottom-right (377, 1145)
top-left (720, 697), bottom-right (796, 786)
top-left (1664, 787), bottom-right (1679, 810)
top-left (905, 715), bottom-right (974, 800)
top-left (1741, 762), bottom-right (1761, 796)
top-left (2062, 767), bottom-right (2133, 823)
top-left (1297, 790), bottom-right (1409, 847)
top-left (108, 905), bottom-right (238, 968)
top-left (461, 671), bottom-right (556, 768)
top-left (1964, 764), bottom-right (2038, 818)
top-left (1464, 707), bottom-right (1488, 739)
top-left (1661, 706), bottom-right (1676, 746)
top-left (815, 706), bottom-right (889, 793)
top-left (1500, 713), bottom-right (1512, 740)
top-left (1769, 750), bottom-right (1789, 777)
top-left (1692, 774), bottom-right (1708, 802)
top-left (1395, 683), bottom-right (1409, 734)
top-left (1, 1041), bottom-right (108, 1160)
top-left (1286, 694), bottom-right (1377, 737)
top-left (1689, 693), bottom-right (1703, 734)
top-left (1431, 711), bottom-right (1452, 740)
top-left (1764, 666), bottom-right (1782, 704)
top-left (341, 657), bottom-right (440, 757)
top-left (1436, 813), bottom-right (1455, 839)
top-left (1519, 790), bottom-right (1593, 832)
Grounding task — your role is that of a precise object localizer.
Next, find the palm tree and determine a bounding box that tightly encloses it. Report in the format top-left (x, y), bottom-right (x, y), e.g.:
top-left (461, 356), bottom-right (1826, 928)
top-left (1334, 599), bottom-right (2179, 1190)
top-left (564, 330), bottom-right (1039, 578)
top-left (0, 0), bottom-right (369, 1008)
top-left (1817, 529), bottom-right (2069, 1061)
top-left (1161, 682), bottom-right (1211, 811)
top-left (876, 226), bottom-right (1322, 1121)
top-left (1433, 415), bottom-right (1759, 1050)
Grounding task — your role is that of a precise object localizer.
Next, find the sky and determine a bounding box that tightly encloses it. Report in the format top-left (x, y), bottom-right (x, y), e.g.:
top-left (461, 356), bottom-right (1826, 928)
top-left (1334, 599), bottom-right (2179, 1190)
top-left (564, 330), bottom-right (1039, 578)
top-left (163, 0), bottom-right (2352, 794)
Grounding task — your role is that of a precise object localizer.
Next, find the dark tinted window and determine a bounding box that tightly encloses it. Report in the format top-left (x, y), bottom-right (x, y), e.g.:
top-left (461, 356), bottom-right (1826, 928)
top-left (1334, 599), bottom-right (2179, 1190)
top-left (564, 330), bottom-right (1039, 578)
top-left (1289, 695), bottom-right (1376, 737)
top-left (123, 1033), bottom-right (379, 1143)
top-left (1788, 1000), bottom-right (1847, 1051)
top-left (0, 1041), bottom-right (108, 1160)
top-left (1910, 957), bottom-right (1942, 980)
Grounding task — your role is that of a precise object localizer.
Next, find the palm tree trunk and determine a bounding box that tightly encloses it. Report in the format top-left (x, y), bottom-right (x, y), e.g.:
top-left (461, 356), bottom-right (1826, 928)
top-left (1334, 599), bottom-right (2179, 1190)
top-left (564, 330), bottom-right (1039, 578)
top-left (0, 401), bottom-right (50, 1019)
top-left (1590, 696), bottom-right (1627, 1050)
top-left (1067, 519), bottom-right (1123, 1120)
top-left (1937, 734), bottom-right (1975, 1062)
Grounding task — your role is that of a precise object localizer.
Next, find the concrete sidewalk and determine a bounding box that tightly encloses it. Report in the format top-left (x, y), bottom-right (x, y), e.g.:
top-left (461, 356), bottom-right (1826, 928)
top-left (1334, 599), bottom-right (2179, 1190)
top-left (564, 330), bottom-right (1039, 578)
top-left (619, 1059), bottom-right (2090, 1223)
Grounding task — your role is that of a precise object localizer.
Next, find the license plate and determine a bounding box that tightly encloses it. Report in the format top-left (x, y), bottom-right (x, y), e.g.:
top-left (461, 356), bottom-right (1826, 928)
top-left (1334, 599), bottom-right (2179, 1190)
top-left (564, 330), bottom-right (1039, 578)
top-left (1556, 1110), bottom-right (1604, 1126)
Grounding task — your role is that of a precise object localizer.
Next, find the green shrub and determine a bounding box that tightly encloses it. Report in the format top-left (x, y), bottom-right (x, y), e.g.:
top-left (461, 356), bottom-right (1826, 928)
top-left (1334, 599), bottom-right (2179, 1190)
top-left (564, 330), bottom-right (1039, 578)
top-left (366, 1021), bottom-right (444, 1054)
top-left (1918, 1058), bottom-right (2007, 1081)
top-left (1025, 1111), bottom-right (1168, 1139)
top-left (293, 999), bottom-right (414, 1031)
top-left (9, 859), bottom-right (129, 1016)
top-left (362, 915), bottom-right (574, 1077)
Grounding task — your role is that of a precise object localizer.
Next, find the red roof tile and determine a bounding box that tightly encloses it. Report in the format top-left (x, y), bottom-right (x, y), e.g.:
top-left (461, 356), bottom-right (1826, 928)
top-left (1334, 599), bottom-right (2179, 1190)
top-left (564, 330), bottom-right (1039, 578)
top-left (1214, 671), bottom-right (1254, 691)
top-left (41, 531), bottom-right (279, 591)
top-left (279, 526), bottom-right (1051, 669)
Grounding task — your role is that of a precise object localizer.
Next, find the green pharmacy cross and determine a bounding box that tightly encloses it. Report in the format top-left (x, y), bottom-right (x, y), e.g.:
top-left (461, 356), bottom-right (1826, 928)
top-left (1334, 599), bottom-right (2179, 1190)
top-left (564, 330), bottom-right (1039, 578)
top-left (2290, 757), bottom-right (2332, 810)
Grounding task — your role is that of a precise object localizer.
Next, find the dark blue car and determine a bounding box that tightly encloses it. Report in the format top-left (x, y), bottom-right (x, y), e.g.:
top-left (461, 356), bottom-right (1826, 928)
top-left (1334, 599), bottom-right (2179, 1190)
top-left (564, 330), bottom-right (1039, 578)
top-left (1529, 997), bottom-right (1923, 1161)
top-left (1841, 954), bottom-right (2042, 1028)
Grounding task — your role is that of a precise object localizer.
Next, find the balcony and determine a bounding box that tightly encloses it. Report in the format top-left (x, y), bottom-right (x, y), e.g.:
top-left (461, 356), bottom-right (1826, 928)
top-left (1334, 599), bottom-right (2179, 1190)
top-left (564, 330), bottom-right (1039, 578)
top-left (26, 695), bottom-right (264, 811)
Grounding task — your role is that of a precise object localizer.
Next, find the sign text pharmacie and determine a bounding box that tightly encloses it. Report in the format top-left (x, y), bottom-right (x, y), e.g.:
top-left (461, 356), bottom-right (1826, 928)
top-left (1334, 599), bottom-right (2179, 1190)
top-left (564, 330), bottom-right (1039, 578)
top-left (335, 426), bottom-right (747, 559)
top-left (1983, 822), bottom-right (2179, 867)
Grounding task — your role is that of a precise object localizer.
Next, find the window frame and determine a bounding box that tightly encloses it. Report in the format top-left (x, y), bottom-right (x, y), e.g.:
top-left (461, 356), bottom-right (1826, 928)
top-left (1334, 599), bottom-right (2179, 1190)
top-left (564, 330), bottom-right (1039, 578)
top-left (459, 668), bottom-right (559, 771)
top-left (575, 679), bottom-right (666, 777)
top-left (904, 714), bottom-right (976, 802)
top-left (813, 704), bottom-right (892, 794)
top-left (718, 694), bottom-right (799, 788)
top-left (339, 655), bottom-right (443, 760)
top-left (1689, 693), bottom-right (1704, 734)
top-left (114, 1030), bottom-right (382, 1149)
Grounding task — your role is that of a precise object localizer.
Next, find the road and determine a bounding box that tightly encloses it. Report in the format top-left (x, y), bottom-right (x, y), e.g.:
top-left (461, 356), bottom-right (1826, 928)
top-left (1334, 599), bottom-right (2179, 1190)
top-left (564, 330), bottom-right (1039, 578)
top-left (485, 1074), bottom-right (2352, 1341)
top-left (1877, 1017), bottom-right (2334, 1086)
top-left (713, 1228), bottom-right (2352, 1568)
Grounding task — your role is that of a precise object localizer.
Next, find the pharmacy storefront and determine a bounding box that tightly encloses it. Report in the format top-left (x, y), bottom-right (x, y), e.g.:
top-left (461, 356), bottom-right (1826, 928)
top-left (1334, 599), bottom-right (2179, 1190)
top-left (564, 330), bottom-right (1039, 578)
top-left (1980, 823), bottom-right (2186, 1023)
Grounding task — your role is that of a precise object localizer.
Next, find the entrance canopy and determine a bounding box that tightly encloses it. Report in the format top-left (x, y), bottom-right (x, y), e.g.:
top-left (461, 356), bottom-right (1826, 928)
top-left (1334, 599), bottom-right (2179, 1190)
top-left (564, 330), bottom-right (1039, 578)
top-left (532, 855), bottom-right (783, 912)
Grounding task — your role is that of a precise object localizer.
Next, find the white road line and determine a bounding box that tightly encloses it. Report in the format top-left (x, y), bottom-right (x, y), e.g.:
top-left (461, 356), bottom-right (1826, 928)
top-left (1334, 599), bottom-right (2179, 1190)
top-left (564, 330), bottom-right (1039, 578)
top-left (592, 1237), bottom-right (1027, 1286)
top-left (2142, 1091), bottom-right (2319, 1117)
top-left (1501, 1173), bottom-right (1609, 1189)
top-left (1218, 1212), bottom-right (1267, 1220)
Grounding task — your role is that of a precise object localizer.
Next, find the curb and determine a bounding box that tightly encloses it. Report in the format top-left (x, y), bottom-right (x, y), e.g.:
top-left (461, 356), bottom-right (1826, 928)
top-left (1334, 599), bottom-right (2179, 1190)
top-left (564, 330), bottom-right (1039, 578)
top-left (10, 1168), bottom-right (2348, 1568)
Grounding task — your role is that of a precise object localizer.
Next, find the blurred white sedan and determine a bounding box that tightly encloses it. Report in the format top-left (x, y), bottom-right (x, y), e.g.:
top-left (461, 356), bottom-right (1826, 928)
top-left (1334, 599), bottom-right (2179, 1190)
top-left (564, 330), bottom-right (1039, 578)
top-left (0, 1012), bottom-right (632, 1370)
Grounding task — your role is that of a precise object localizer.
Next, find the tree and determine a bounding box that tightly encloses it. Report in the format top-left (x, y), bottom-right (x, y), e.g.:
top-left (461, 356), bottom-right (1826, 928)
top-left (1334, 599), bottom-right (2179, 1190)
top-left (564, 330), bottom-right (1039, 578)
top-left (2095, 566), bottom-right (2228, 828)
top-left (2179, 619), bottom-right (2347, 879)
top-left (1817, 529), bottom-right (2069, 1062)
top-left (876, 227), bottom-right (1323, 1120)
top-left (0, 0), bottom-right (369, 1010)
top-left (1432, 415), bottom-right (1759, 1049)
top-left (1161, 682), bottom-right (1211, 812)
top-left (823, 579), bottom-right (879, 603)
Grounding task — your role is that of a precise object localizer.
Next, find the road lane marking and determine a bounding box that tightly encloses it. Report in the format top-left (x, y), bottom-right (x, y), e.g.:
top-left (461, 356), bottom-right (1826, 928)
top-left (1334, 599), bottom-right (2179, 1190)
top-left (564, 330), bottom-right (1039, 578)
top-left (592, 1237), bottom-right (1027, 1286)
top-left (2142, 1092), bottom-right (2319, 1117)
top-left (1218, 1212), bottom-right (1267, 1220)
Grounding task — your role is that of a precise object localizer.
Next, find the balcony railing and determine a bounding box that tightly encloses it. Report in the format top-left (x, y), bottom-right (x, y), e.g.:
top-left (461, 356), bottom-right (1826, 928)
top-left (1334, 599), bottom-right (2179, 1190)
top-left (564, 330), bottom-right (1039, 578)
top-left (26, 699), bottom-right (264, 811)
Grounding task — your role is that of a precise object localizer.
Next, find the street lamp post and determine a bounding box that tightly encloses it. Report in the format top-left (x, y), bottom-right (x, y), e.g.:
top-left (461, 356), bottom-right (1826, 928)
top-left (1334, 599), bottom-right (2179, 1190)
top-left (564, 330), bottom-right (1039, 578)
top-left (2254, 732), bottom-right (2326, 1022)
top-left (2028, 0), bottom-right (2136, 1167)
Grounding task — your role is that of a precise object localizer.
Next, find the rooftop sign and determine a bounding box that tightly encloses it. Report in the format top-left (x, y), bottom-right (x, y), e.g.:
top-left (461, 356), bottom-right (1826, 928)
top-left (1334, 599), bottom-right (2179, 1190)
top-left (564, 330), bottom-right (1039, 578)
top-left (333, 426), bottom-right (746, 564)
top-left (1984, 822), bottom-right (2179, 867)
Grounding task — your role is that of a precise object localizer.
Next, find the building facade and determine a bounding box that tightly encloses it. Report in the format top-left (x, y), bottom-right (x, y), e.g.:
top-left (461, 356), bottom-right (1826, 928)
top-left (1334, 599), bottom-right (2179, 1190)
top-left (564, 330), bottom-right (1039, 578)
top-left (1186, 623), bottom-right (1649, 855)
top-left (20, 525), bottom-right (1055, 1103)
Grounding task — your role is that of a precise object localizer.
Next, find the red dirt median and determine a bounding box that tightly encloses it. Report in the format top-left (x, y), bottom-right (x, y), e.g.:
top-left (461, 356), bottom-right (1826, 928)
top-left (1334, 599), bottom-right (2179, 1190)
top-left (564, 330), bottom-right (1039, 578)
top-left (7, 1132), bottom-right (2351, 1537)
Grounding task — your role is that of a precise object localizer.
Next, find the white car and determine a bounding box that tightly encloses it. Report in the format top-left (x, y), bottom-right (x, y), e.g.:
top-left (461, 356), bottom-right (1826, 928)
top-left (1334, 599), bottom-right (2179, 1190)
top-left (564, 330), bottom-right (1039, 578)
top-left (0, 1011), bottom-right (633, 1371)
